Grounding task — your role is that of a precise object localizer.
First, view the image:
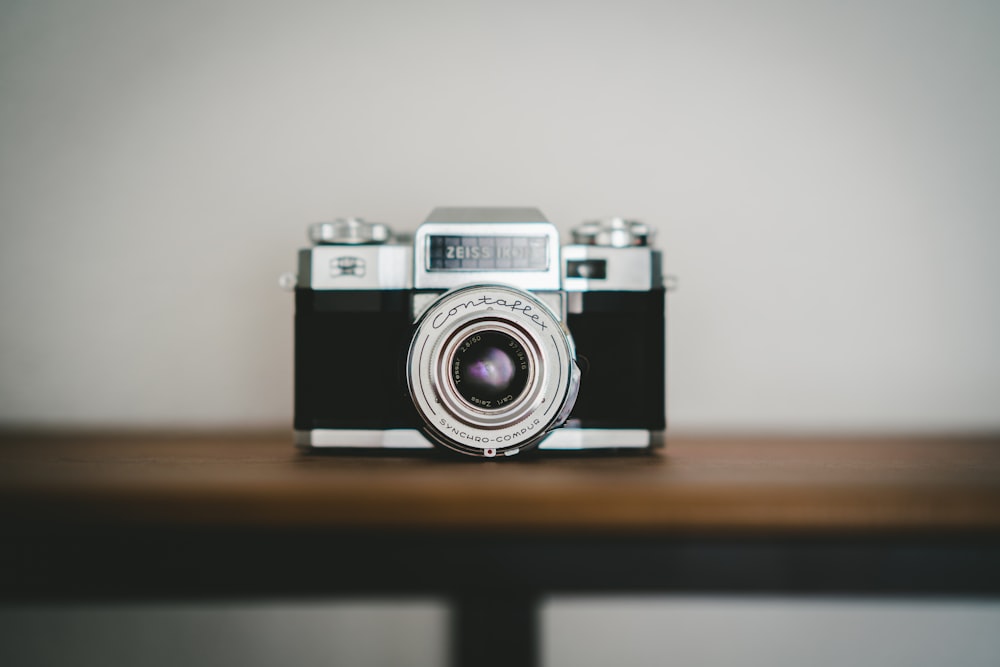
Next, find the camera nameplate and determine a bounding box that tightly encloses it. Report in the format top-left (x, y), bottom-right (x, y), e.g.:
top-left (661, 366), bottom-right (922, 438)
top-left (414, 221), bottom-right (561, 291)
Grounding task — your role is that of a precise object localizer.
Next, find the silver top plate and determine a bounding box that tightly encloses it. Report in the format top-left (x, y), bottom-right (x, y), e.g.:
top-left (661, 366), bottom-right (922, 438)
top-left (562, 245), bottom-right (663, 292)
top-left (298, 245), bottom-right (413, 290)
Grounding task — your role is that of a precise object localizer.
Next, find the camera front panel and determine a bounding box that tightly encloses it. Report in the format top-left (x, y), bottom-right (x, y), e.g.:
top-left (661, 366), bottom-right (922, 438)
top-left (567, 289), bottom-right (666, 430)
top-left (294, 289), bottom-right (418, 431)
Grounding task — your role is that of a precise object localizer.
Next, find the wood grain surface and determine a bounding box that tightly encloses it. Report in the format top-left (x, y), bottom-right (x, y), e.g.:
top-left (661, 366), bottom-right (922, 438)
top-left (2, 432), bottom-right (999, 534)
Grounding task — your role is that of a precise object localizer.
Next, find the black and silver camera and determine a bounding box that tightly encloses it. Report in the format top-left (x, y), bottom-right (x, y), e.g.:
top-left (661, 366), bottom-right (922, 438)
top-left (292, 207), bottom-right (666, 458)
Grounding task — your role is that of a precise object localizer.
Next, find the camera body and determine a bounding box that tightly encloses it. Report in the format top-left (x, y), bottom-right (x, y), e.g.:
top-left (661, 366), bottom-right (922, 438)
top-left (293, 207), bottom-right (666, 457)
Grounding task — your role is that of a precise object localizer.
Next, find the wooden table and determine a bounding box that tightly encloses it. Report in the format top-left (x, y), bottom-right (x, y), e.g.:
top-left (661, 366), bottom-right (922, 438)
top-left (3, 432), bottom-right (1000, 666)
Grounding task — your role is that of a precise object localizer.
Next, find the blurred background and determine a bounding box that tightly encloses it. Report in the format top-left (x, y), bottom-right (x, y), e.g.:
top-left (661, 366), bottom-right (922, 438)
top-left (1, 0), bottom-right (998, 665)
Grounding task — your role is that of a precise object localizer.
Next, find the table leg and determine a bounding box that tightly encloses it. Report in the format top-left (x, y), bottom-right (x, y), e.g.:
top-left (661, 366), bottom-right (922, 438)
top-left (450, 591), bottom-right (539, 667)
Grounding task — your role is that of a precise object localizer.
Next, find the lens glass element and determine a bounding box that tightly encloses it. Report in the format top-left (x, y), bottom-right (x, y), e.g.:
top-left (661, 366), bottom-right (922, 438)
top-left (451, 330), bottom-right (530, 411)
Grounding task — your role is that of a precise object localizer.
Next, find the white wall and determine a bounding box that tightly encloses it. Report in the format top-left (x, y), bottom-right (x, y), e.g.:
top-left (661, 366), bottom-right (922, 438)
top-left (545, 596), bottom-right (1000, 667)
top-left (3, 597), bottom-right (1000, 667)
top-left (1, 0), bottom-right (998, 432)
top-left (2, 4), bottom-right (998, 665)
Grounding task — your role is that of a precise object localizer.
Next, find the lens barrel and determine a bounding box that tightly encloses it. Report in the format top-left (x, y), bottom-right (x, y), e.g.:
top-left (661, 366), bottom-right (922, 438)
top-left (406, 284), bottom-right (580, 457)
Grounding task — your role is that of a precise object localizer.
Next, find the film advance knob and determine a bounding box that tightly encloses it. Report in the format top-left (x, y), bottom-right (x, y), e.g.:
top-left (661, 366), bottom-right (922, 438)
top-left (308, 217), bottom-right (391, 245)
top-left (571, 217), bottom-right (650, 247)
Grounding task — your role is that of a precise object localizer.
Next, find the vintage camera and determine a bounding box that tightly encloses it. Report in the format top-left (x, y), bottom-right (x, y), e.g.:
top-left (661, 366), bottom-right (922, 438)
top-left (292, 207), bottom-right (666, 458)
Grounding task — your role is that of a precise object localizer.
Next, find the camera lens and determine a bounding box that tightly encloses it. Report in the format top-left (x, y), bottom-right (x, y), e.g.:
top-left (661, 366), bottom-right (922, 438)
top-left (452, 331), bottom-right (530, 410)
top-left (407, 284), bottom-right (580, 457)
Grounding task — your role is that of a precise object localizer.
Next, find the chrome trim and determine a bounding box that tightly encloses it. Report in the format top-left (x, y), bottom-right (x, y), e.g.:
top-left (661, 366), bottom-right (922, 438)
top-left (538, 429), bottom-right (659, 450)
top-left (296, 429), bottom-right (433, 449)
top-left (562, 245), bottom-right (663, 292)
top-left (296, 428), bottom-right (660, 451)
top-left (300, 244), bottom-right (413, 290)
top-left (413, 209), bottom-right (562, 291)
